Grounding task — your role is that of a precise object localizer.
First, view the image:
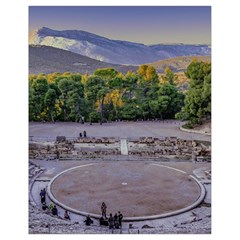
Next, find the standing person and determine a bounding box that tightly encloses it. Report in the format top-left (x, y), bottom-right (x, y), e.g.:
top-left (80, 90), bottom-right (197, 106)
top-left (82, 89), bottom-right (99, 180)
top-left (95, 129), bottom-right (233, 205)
top-left (42, 188), bottom-right (46, 197)
top-left (108, 213), bottom-right (114, 229)
top-left (40, 194), bottom-right (45, 204)
top-left (101, 202), bottom-right (107, 218)
top-left (118, 211), bottom-right (123, 228)
top-left (41, 195), bottom-right (45, 204)
top-left (114, 213), bottom-right (119, 228)
top-left (40, 188), bottom-right (46, 203)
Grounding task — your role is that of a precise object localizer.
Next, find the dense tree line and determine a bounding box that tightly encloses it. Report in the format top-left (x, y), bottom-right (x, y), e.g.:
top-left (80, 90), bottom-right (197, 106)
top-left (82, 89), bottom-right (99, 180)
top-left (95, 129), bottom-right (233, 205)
top-left (176, 61), bottom-right (211, 127)
top-left (29, 62), bottom-right (211, 125)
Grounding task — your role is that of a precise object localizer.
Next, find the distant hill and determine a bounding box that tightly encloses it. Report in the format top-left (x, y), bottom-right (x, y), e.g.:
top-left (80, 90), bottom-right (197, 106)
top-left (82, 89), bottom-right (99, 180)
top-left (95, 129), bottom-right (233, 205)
top-left (149, 55), bottom-right (211, 73)
top-left (29, 27), bottom-right (211, 65)
top-left (29, 45), bottom-right (137, 74)
top-left (29, 45), bottom-right (211, 76)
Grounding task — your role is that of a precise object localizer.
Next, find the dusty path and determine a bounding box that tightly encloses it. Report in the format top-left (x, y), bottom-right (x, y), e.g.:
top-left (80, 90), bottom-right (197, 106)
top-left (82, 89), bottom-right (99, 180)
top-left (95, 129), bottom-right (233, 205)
top-left (29, 121), bottom-right (210, 141)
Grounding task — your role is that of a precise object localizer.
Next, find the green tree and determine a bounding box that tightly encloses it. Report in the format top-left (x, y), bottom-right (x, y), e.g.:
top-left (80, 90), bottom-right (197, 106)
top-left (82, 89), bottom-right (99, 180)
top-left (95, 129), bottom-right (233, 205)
top-left (29, 86), bottom-right (36, 121)
top-left (66, 87), bottom-right (85, 122)
top-left (58, 78), bottom-right (73, 121)
top-left (29, 77), bottom-right (49, 121)
top-left (29, 68), bottom-right (187, 123)
top-left (161, 67), bottom-right (178, 85)
top-left (85, 75), bottom-right (107, 123)
top-left (136, 65), bottom-right (159, 119)
top-left (202, 74), bottom-right (211, 116)
top-left (58, 78), bottom-right (84, 121)
top-left (94, 68), bottom-right (118, 82)
top-left (178, 61), bottom-right (211, 124)
top-left (97, 87), bottom-right (108, 124)
top-left (121, 101), bottom-right (142, 120)
top-left (44, 88), bottom-right (57, 122)
top-left (149, 83), bottom-right (184, 119)
top-left (122, 71), bottom-right (138, 100)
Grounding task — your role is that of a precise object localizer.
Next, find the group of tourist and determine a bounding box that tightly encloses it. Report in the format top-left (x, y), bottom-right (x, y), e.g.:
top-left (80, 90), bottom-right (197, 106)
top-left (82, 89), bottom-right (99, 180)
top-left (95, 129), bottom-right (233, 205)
top-left (40, 188), bottom-right (50, 212)
top-left (79, 130), bottom-right (87, 138)
top-left (83, 202), bottom-right (123, 229)
top-left (39, 188), bottom-right (70, 220)
top-left (100, 202), bottom-right (123, 229)
top-left (39, 191), bottom-right (123, 229)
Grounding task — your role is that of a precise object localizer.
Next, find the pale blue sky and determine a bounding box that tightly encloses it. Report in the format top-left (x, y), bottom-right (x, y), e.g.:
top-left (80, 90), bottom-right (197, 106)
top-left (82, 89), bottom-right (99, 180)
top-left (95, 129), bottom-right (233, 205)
top-left (29, 6), bottom-right (211, 45)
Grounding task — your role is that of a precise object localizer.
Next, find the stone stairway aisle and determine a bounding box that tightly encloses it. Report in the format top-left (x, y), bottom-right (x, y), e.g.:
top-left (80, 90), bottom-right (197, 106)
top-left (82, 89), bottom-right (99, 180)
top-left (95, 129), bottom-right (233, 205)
top-left (120, 139), bottom-right (128, 155)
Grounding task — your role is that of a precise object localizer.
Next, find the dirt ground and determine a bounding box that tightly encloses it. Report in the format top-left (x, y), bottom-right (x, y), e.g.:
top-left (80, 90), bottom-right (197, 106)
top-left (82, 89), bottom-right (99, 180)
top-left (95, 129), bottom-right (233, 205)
top-left (47, 161), bottom-right (205, 218)
top-left (29, 121), bottom-right (210, 141)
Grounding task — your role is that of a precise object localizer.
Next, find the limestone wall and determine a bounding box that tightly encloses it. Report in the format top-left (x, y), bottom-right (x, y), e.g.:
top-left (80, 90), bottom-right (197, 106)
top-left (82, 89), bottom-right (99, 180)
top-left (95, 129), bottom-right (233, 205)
top-left (29, 137), bottom-right (121, 160)
top-left (29, 137), bottom-right (211, 162)
top-left (128, 137), bottom-right (211, 162)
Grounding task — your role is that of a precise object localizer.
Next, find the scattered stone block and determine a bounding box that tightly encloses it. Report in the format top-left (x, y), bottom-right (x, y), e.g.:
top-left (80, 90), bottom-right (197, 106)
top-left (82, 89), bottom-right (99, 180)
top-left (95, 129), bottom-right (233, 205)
top-left (56, 136), bottom-right (66, 142)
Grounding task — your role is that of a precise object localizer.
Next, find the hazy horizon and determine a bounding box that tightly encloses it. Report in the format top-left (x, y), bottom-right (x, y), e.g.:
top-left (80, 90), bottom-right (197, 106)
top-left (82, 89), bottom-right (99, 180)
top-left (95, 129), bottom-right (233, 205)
top-left (29, 6), bottom-right (211, 45)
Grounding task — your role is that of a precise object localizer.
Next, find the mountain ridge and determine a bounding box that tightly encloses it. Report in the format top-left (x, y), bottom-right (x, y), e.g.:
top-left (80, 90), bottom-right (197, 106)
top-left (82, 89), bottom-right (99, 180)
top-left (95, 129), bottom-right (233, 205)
top-left (29, 27), bottom-right (211, 65)
top-left (29, 45), bottom-right (210, 75)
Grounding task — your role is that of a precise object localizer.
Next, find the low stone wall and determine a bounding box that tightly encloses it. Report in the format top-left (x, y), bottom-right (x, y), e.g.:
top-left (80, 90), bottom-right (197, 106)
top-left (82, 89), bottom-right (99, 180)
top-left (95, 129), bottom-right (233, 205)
top-left (75, 137), bottom-right (117, 144)
top-left (128, 137), bottom-right (211, 162)
top-left (29, 137), bottom-right (121, 160)
top-left (29, 137), bottom-right (211, 162)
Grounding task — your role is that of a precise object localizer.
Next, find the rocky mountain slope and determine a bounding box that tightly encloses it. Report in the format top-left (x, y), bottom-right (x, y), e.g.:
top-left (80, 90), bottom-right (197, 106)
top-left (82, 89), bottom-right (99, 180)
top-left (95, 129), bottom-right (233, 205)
top-left (29, 27), bottom-right (211, 65)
